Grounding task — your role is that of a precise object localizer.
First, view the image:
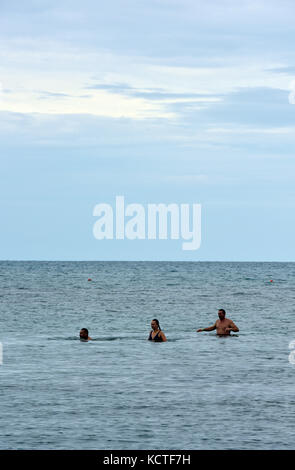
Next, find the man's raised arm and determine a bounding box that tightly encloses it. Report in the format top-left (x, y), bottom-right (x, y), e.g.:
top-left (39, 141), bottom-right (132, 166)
top-left (197, 322), bottom-right (216, 333)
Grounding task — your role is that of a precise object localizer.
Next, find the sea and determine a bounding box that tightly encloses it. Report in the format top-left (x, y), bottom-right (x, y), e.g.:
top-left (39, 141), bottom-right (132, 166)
top-left (0, 261), bottom-right (294, 450)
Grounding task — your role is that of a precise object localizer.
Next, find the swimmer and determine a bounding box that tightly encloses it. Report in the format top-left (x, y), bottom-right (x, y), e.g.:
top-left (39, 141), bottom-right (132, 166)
top-left (197, 309), bottom-right (239, 336)
top-left (148, 319), bottom-right (167, 342)
top-left (79, 328), bottom-right (92, 341)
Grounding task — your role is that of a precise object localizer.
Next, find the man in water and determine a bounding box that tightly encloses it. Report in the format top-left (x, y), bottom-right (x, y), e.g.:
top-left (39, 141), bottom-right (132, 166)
top-left (79, 328), bottom-right (92, 341)
top-left (197, 309), bottom-right (239, 336)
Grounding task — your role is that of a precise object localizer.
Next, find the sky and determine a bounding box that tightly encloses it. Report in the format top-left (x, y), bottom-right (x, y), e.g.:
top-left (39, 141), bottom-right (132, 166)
top-left (0, 0), bottom-right (295, 261)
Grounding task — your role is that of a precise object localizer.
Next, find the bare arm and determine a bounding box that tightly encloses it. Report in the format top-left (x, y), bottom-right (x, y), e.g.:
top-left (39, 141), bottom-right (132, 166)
top-left (226, 321), bottom-right (239, 333)
top-left (160, 331), bottom-right (167, 342)
top-left (197, 322), bottom-right (216, 333)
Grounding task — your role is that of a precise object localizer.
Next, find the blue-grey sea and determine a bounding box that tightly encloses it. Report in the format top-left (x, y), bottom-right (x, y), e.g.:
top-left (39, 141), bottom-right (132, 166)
top-left (0, 261), bottom-right (295, 450)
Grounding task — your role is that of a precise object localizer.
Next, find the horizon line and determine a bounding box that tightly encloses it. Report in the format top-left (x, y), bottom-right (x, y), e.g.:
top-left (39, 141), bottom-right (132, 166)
top-left (0, 259), bottom-right (294, 263)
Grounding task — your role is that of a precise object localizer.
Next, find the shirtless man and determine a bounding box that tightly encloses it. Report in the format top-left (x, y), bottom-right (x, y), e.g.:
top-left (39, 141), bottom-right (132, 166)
top-left (197, 309), bottom-right (239, 336)
top-left (79, 328), bottom-right (92, 341)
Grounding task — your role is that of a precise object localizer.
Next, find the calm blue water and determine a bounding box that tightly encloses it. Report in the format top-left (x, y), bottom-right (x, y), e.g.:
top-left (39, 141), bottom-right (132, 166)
top-left (0, 261), bottom-right (295, 449)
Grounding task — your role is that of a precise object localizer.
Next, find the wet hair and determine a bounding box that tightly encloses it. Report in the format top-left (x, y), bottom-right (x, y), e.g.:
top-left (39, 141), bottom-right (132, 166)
top-left (218, 309), bottom-right (226, 315)
top-left (80, 328), bottom-right (89, 335)
top-left (152, 319), bottom-right (161, 330)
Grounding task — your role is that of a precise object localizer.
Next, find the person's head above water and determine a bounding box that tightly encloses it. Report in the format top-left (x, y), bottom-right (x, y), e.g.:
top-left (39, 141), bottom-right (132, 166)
top-left (218, 309), bottom-right (226, 320)
top-left (79, 328), bottom-right (90, 340)
top-left (149, 318), bottom-right (167, 341)
top-left (151, 319), bottom-right (161, 331)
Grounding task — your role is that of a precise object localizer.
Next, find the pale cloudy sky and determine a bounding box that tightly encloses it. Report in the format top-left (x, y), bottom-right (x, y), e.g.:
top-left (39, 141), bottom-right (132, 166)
top-left (1, 0), bottom-right (295, 260)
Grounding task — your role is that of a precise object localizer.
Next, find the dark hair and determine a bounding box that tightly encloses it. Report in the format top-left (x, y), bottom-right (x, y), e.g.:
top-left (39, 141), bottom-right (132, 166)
top-left (81, 328), bottom-right (89, 335)
top-left (218, 309), bottom-right (226, 315)
top-left (152, 319), bottom-right (161, 330)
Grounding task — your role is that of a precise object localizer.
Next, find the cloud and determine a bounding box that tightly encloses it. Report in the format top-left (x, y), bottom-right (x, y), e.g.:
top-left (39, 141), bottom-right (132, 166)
top-left (86, 82), bottom-right (222, 101)
top-left (267, 66), bottom-right (295, 74)
top-left (37, 90), bottom-right (72, 99)
top-left (0, 110), bottom-right (185, 147)
top-left (206, 125), bottom-right (295, 135)
top-left (1, 1), bottom-right (294, 61)
top-left (0, 25), bottom-right (293, 122)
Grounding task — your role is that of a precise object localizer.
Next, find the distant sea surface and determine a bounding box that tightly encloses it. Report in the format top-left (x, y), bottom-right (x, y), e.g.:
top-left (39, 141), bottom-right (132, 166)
top-left (0, 261), bottom-right (295, 450)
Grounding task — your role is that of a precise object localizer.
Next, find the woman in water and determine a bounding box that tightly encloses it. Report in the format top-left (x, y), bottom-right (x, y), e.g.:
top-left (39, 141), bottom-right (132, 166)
top-left (148, 319), bottom-right (167, 342)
